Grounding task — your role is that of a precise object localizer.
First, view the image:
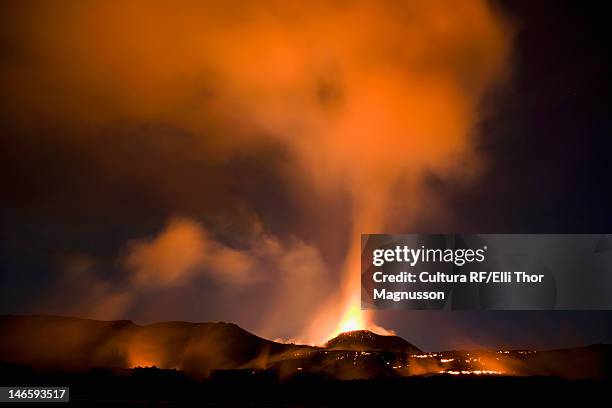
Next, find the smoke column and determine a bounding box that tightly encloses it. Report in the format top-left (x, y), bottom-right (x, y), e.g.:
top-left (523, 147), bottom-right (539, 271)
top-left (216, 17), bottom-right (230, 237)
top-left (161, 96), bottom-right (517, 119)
top-left (0, 0), bottom-right (513, 343)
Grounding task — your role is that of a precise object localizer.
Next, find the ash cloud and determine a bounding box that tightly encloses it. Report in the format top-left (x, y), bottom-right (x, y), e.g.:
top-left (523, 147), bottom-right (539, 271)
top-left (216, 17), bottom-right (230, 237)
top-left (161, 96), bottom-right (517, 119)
top-left (124, 217), bottom-right (259, 288)
top-left (42, 216), bottom-right (330, 340)
top-left (1, 0), bottom-right (513, 343)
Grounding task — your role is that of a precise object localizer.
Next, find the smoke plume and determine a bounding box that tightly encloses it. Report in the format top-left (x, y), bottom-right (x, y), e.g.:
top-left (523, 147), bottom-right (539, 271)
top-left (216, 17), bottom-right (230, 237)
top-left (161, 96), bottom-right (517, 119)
top-left (1, 0), bottom-right (513, 342)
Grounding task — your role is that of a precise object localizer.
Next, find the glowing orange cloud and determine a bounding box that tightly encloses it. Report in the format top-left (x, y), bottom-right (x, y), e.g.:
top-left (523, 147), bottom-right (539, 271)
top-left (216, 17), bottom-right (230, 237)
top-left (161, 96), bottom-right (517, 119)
top-left (3, 0), bottom-right (513, 342)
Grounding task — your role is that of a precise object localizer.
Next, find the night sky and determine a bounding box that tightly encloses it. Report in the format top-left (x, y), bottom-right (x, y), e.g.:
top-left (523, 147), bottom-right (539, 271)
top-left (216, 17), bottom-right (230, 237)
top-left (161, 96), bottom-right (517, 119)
top-left (1, 0), bottom-right (612, 351)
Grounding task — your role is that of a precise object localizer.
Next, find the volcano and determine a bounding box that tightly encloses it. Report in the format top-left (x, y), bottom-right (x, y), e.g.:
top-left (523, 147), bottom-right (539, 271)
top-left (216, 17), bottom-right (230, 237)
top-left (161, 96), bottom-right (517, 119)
top-left (1, 315), bottom-right (611, 381)
top-left (325, 330), bottom-right (421, 353)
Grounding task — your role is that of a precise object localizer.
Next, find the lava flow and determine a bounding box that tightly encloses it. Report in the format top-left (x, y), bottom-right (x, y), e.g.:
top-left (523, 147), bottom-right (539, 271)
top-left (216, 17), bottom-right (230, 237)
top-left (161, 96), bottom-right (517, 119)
top-left (2, 315), bottom-right (608, 380)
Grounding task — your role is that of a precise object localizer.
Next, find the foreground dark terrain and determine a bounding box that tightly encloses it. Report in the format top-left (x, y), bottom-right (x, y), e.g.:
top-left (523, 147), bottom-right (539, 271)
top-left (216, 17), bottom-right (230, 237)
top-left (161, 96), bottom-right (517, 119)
top-left (1, 315), bottom-right (611, 405)
top-left (1, 363), bottom-right (609, 406)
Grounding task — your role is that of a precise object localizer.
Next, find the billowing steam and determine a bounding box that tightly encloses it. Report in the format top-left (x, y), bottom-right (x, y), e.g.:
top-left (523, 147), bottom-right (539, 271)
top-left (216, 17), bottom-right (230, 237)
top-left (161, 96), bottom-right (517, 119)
top-left (124, 217), bottom-right (260, 288)
top-left (44, 217), bottom-right (330, 340)
top-left (3, 0), bottom-right (512, 343)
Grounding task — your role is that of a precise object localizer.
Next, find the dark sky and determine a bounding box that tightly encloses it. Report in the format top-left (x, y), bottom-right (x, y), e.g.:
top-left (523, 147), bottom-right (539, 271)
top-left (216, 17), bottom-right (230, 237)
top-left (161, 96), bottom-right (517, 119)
top-left (430, 0), bottom-right (612, 234)
top-left (1, 0), bottom-right (611, 350)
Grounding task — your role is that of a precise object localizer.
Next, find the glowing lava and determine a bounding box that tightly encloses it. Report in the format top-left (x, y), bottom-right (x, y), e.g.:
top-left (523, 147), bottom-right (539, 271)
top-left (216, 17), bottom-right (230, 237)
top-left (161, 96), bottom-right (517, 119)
top-left (318, 238), bottom-right (396, 343)
top-left (335, 304), bottom-right (365, 335)
top-left (328, 249), bottom-right (372, 339)
top-left (330, 301), bottom-right (395, 339)
top-left (302, 236), bottom-right (395, 345)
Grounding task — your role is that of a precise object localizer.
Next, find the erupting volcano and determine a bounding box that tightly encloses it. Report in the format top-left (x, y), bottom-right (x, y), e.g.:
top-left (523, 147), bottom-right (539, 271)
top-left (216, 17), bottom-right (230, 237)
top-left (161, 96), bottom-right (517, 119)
top-left (2, 315), bottom-right (611, 382)
top-left (325, 330), bottom-right (420, 353)
top-left (0, 0), bottom-right (516, 350)
top-left (0, 0), bottom-right (611, 405)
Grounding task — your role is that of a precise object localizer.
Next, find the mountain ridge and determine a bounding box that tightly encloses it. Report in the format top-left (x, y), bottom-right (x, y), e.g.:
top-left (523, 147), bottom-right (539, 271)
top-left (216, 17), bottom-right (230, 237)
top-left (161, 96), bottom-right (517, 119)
top-left (3, 314), bottom-right (611, 380)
